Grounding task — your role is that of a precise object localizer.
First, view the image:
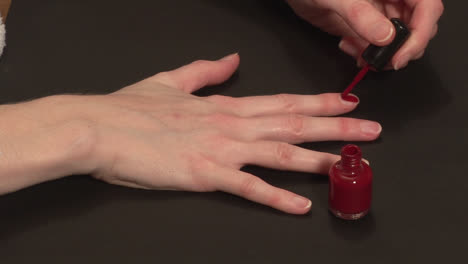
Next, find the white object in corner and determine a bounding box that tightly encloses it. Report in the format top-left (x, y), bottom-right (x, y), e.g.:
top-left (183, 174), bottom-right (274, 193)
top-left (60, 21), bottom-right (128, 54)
top-left (0, 14), bottom-right (5, 57)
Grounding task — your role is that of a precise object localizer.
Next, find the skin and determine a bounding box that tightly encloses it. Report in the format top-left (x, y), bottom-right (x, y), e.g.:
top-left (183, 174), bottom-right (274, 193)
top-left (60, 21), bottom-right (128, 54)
top-left (286, 0), bottom-right (444, 70)
top-left (0, 54), bottom-right (382, 214)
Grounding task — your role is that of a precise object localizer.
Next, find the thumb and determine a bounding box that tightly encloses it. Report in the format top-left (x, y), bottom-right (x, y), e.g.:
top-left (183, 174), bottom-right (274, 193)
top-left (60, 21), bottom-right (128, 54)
top-left (319, 0), bottom-right (395, 46)
top-left (153, 53), bottom-right (240, 93)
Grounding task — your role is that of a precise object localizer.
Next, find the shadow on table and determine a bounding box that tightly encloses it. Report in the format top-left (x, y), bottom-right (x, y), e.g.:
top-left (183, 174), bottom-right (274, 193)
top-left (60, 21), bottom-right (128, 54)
top-left (328, 211), bottom-right (377, 240)
top-left (0, 173), bottom-right (312, 241)
top-left (0, 176), bottom-right (196, 240)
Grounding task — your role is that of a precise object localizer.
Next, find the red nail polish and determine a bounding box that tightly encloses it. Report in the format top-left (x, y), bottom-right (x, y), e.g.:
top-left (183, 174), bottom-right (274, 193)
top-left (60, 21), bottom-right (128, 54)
top-left (329, 144), bottom-right (372, 220)
top-left (342, 94), bottom-right (359, 103)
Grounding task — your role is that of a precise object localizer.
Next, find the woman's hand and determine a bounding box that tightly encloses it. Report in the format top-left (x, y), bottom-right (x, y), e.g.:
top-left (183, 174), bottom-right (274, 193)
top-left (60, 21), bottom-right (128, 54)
top-left (0, 54), bottom-right (382, 214)
top-left (286, 0), bottom-right (444, 70)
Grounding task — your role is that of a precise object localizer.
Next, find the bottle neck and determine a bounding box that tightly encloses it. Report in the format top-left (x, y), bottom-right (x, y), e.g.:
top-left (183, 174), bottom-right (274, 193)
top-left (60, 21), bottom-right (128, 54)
top-left (340, 144), bottom-right (363, 173)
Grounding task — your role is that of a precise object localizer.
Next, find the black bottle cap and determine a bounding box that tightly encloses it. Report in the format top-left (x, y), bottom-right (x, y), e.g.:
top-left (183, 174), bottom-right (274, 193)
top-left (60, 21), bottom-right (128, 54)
top-left (361, 18), bottom-right (411, 71)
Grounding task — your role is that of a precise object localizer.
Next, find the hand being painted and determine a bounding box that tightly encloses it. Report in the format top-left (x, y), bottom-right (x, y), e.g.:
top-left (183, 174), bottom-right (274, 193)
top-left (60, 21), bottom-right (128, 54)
top-left (0, 54), bottom-right (382, 214)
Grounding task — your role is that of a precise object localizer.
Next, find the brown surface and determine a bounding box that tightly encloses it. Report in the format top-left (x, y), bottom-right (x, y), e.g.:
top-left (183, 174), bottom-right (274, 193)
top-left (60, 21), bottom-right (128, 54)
top-left (0, 0), bottom-right (11, 22)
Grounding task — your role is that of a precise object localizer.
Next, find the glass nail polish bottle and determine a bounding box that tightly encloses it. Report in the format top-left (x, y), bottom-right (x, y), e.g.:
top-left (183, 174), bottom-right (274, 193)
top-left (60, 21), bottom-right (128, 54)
top-left (329, 144), bottom-right (372, 220)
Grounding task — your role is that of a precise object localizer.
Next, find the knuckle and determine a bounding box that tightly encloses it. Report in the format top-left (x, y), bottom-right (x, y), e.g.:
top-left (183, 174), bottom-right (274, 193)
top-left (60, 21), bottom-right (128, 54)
top-left (201, 131), bottom-right (234, 151)
top-left (204, 130), bottom-right (227, 144)
top-left (206, 113), bottom-right (238, 126)
top-left (337, 117), bottom-right (352, 135)
top-left (239, 176), bottom-right (262, 197)
top-left (183, 154), bottom-right (217, 192)
top-left (153, 71), bottom-right (170, 80)
top-left (275, 142), bottom-right (295, 165)
top-left (191, 60), bottom-right (211, 68)
top-left (152, 72), bottom-right (173, 85)
top-left (186, 153), bottom-right (211, 175)
top-left (348, 1), bottom-right (369, 21)
top-left (206, 94), bottom-right (225, 102)
top-left (285, 114), bottom-right (305, 139)
top-left (151, 71), bottom-right (181, 89)
top-left (274, 93), bottom-right (297, 113)
top-left (436, 1), bottom-right (445, 16)
top-left (206, 95), bottom-right (235, 105)
top-left (319, 93), bottom-right (336, 113)
top-left (268, 192), bottom-right (283, 208)
top-left (168, 112), bottom-right (184, 121)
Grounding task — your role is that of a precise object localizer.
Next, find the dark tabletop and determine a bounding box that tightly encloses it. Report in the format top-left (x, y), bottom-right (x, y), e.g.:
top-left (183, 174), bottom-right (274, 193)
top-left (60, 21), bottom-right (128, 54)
top-left (0, 0), bottom-right (467, 263)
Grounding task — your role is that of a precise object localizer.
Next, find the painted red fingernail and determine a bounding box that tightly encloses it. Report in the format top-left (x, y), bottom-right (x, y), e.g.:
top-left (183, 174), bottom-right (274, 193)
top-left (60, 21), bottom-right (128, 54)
top-left (341, 93), bottom-right (360, 104)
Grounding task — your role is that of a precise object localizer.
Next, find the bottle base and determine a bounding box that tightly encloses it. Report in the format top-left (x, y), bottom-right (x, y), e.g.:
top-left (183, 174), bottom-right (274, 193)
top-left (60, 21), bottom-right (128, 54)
top-left (329, 208), bottom-right (369, 220)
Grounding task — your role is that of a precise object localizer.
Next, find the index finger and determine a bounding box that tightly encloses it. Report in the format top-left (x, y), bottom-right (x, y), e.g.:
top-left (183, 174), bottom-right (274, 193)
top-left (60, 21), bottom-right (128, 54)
top-left (392, 0), bottom-right (444, 70)
top-left (206, 93), bottom-right (359, 117)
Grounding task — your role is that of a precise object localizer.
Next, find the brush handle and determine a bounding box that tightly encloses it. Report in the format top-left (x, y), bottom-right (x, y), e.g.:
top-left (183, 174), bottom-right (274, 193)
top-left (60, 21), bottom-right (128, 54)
top-left (362, 18), bottom-right (411, 71)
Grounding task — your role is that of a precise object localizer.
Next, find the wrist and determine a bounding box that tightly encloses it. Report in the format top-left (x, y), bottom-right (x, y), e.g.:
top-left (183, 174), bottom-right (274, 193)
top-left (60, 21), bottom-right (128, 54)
top-left (0, 95), bottom-right (98, 194)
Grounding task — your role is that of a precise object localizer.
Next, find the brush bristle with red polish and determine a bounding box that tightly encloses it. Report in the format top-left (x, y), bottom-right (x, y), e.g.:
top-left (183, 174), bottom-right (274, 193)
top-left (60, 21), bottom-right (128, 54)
top-left (341, 64), bottom-right (370, 102)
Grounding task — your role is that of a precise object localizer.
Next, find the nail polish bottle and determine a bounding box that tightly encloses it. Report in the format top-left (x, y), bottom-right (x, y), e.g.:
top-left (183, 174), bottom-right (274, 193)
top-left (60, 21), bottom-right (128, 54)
top-left (329, 144), bottom-right (372, 220)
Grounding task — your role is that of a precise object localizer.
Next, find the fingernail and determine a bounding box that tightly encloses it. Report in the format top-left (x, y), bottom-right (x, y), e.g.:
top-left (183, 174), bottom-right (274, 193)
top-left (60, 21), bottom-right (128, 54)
top-left (372, 20), bottom-right (394, 43)
top-left (340, 93), bottom-right (360, 105)
top-left (394, 54), bottom-right (409, 70)
top-left (220, 53), bottom-right (238, 61)
top-left (339, 39), bottom-right (359, 58)
top-left (362, 159), bottom-right (370, 165)
top-left (360, 121), bottom-right (382, 135)
top-left (292, 196), bottom-right (312, 209)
